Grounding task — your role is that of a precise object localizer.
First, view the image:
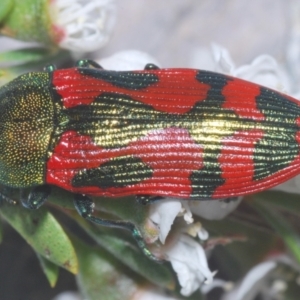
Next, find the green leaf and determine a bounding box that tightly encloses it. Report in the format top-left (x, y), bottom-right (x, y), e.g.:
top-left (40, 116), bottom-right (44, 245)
top-left (77, 218), bottom-right (175, 291)
top-left (48, 187), bottom-right (75, 210)
top-left (0, 68), bottom-right (17, 86)
top-left (0, 48), bottom-right (49, 65)
top-left (251, 199), bottom-right (300, 264)
top-left (37, 253), bottom-right (59, 287)
top-left (0, 0), bottom-right (54, 45)
top-left (0, 48), bottom-right (71, 72)
top-left (73, 236), bottom-right (143, 300)
top-left (0, 0), bottom-right (13, 22)
top-left (0, 201), bottom-right (78, 274)
top-left (0, 217), bottom-right (2, 244)
top-left (48, 189), bottom-right (175, 289)
top-left (249, 191), bottom-right (300, 217)
top-left (94, 196), bottom-right (150, 227)
top-left (93, 196), bottom-right (160, 243)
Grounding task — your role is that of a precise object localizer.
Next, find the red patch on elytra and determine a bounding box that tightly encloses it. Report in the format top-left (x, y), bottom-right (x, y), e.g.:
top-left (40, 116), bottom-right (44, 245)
top-left (296, 131), bottom-right (300, 144)
top-left (46, 127), bottom-right (204, 198)
top-left (52, 68), bottom-right (210, 114)
top-left (222, 78), bottom-right (265, 121)
top-left (213, 129), bottom-right (264, 197)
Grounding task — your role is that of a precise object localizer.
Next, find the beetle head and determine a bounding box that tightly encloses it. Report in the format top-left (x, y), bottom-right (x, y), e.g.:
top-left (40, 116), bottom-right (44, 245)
top-left (0, 72), bottom-right (55, 188)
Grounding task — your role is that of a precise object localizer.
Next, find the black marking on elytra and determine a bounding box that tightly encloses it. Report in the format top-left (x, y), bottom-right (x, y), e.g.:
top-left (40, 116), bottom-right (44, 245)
top-left (190, 71), bottom-right (232, 198)
top-left (196, 70), bottom-right (232, 106)
top-left (65, 92), bottom-right (181, 148)
top-left (190, 149), bottom-right (225, 199)
top-left (79, 68), bottom-right (159, 90)
top-left (72, 156), bottom-right (153, 189)
top-left (65, 92), bottom-right (162, 126)
top-left (253, 87), bottom-right (300, 181)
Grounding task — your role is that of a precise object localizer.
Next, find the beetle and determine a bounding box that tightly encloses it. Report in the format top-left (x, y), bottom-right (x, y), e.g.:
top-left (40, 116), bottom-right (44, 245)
top-left (1, 59), bottom-right (300, 260)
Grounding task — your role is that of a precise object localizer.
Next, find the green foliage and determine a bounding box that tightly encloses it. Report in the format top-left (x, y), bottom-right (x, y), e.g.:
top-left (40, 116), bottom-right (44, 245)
top-left (77, 218), bottom-right (175, 290)
top-left (74, 235), bottom-right (144, 300)
top-left (0, 0), bottom-right (13, 23)
top-left (37, 254), bottom-right (60, 287)
top-left (0, 200), bottom-right (78, 274)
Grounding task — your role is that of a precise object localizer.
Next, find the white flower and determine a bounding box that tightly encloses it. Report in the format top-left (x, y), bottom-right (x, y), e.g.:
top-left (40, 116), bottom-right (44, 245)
top-left (50, 0), bottom-right (116, 52)
top-left (189, 197), bottom-right (242, 221)
top-left (149, 198), bottom-right (182, 244)
top-left (97, 50), bottom-right (160, 70)
top-left (190, 43), bottom-right (290, 92)
top-left (164, 234), bottom-right (215, 297)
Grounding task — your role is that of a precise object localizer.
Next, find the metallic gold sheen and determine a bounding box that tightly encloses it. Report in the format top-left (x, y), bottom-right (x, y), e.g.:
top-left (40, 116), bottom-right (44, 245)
top-left (65, 93), bottom-right (256, 150)
top-left (0, 72), bottom-right (54, 187)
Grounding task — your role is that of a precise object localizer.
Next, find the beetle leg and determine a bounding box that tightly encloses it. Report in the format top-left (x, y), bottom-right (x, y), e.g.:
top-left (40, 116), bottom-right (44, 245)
top-left (144, 63), bottom-right (160, 70)
top-left (20, 185), bottom-right (51, 210)
top-left (76, 59), bottom-right (103, 69)
top-left (73, 194), bottom-right (163, 262)
top-left (135, 195), bottom-right (164, 205)
top-left (222, 196), bottom-right (240, 203)
top-left (43, 64), bottom-right (57, 72)
top-left (0, 190), bottom-right (17, 205)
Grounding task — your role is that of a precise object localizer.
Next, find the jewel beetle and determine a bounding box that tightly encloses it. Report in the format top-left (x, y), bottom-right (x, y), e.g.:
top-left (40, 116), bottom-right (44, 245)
top-left (1, 59), bottom-right (300, 260)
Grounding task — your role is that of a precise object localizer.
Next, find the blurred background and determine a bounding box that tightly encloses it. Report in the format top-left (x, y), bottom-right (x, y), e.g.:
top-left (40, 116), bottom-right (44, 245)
top-left (101, 0), bottom-right (290, 67)
top-left (1, 1), bottom-right (300, 299)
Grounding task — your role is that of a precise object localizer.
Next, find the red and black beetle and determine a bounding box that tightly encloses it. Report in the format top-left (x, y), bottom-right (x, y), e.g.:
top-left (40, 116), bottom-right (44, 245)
top-left (1, 59), bottom-right (300, 259)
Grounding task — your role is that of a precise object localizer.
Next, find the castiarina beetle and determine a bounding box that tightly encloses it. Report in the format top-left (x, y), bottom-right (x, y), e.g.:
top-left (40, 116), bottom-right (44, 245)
top-left (1, 59), bottom-right (300, 260)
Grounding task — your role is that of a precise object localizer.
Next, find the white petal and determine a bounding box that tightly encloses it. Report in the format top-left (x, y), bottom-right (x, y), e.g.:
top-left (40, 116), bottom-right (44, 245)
top-left (149, 198), bottom-right (182, 244)
top-left (98, 50), bottom-right (160, 71)
top-left (189, 197), bottom-right (242, 220)
top-left (189, 43), bottom-right (235, 73)
top-left (165, 235), bottom-right (213, 296)
top-left (52, 292), bottom-right (82, 300)
top-left (51, 0), bottom-right (116, 52)
top-left (201, 279), bottom-right (232, 294)
top-left (190, 44), bottom-right (290, 93)
top-left (180, 201), bottom-right (194, 224)
top-left (211, 43), bottom-right (235, 73)
top-left (234, 55), bottom-right (290, 92)
top-left (197, 227), bottom-right (209, 241)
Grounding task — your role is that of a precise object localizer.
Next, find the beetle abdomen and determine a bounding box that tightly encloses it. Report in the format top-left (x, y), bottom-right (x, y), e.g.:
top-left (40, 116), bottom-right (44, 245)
top-left (46, 68), bottom-right (300, 199)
